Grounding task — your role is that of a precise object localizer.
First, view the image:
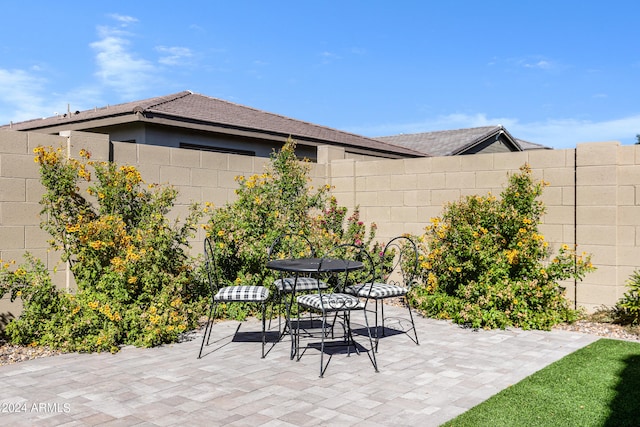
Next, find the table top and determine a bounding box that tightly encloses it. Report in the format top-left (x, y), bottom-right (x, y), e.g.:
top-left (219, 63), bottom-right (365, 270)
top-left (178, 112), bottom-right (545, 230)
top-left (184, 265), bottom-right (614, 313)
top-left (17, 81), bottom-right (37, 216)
top-left (266, 257), bottom-right (364, 273)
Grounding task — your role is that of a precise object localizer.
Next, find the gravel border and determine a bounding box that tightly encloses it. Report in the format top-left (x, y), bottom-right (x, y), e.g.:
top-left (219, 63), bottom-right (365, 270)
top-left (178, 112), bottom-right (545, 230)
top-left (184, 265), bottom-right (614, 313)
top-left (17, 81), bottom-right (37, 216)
top-left (554, 320), bottom-right (640, 342)
top-left (0, 341), bottom-right (64, 366)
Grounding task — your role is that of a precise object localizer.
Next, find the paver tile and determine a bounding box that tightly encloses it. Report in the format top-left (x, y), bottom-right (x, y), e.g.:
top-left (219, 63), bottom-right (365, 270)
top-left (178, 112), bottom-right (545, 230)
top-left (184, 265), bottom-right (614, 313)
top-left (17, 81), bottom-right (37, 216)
top-left (0, 305), bottom-right (599, 426)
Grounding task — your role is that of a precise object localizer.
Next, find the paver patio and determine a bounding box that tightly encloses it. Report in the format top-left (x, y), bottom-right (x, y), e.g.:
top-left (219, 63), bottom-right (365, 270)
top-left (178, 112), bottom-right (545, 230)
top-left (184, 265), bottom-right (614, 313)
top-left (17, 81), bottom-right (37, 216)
top-left (0, 305), bottom-right (599, 426)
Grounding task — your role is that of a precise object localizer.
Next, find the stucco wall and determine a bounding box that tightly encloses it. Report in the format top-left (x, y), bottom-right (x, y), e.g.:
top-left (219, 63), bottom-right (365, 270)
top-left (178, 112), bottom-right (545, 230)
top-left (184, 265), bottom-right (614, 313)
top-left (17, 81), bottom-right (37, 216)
top-left (1, 129), bottom-right (639, 323)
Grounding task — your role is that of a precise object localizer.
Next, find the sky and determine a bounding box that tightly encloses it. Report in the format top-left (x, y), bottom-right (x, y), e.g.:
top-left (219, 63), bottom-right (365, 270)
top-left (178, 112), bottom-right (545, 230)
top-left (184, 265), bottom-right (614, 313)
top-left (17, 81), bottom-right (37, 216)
top-left (1, 1), bottom-right (639, 149)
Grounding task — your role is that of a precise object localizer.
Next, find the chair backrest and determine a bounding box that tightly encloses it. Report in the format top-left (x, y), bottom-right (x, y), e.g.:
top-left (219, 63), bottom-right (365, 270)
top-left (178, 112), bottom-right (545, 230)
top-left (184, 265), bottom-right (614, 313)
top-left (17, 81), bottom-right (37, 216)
top-left (203, 236), bottom-right (221, 297)
top-left (319, 243), bottom-right (375, 294)
top-left (268, 232), bottom-right (316, 261)
top-left (380, 236), bottom-right (419, 290)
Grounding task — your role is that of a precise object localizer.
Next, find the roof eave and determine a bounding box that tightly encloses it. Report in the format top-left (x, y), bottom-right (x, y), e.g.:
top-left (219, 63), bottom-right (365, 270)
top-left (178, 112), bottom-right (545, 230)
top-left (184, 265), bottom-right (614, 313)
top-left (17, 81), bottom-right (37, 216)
top-left (142, 112), bottom-right (423, 158)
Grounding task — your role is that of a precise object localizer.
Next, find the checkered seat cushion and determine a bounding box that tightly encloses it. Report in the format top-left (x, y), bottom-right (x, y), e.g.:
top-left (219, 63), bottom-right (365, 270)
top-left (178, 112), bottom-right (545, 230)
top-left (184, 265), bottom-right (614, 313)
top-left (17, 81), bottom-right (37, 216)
top-left (214, 285), bottom-right (270, 302)
top-left (345, 282), bottom-right (407, 299)
top-left (297, 293), bottom-right (364, 311)
top-left (274, 277), bottom-right (329, 292)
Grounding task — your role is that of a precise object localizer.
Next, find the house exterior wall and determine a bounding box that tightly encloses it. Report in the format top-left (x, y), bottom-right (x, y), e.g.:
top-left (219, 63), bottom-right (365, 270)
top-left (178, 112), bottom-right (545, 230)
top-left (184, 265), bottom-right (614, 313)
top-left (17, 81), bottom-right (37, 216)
top-left (1, 129), bottom-right (639, 323)
top-left (66, 122), bottom-right (323, 159)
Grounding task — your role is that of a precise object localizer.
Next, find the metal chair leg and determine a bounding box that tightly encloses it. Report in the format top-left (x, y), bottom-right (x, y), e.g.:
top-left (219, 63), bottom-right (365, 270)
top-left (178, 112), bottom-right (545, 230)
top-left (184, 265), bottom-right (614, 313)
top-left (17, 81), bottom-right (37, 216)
top-left (406, 297), bottom-right (419, 345)
top-left (319, 311), bottom-right (327, 378)
top-left (198, 301), bottom-right (217, 359)
top-left (361, 306), bottom-right (379, 372)
top-left (261, 302), bottom-right (267, 358)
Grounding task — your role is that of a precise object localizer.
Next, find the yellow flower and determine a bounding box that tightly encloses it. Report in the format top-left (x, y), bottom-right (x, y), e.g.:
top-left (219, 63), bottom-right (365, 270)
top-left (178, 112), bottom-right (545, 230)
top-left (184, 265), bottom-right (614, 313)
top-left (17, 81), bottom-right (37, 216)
top-left (420, 261), bottom-right (432, 269)
top-left (427, 272), bottom-right (437, 286)
top-left (66, 224), bottom-right (80, 233)
top-left (127, 276), bottom-right (138, 284)
top-left (89, 240), bottom-right (104, 250)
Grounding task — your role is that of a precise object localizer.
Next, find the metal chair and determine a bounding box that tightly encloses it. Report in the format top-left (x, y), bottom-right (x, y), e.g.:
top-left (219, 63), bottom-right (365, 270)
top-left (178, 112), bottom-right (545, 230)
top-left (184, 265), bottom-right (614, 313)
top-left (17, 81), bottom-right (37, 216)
top-left (295, 243), bottom-right (378, 377)
top-left (267, 233), bottom-right (328, 337)
top-left (345, 236), bottom-right (420, 351)
top-left (198, 236), bottom-right (270, 359)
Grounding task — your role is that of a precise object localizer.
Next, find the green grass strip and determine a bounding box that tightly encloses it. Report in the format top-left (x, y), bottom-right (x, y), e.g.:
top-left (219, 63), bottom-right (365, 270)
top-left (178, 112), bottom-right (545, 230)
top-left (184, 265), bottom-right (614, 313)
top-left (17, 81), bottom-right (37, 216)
top-left (442, 338), bottom-right (640, 427)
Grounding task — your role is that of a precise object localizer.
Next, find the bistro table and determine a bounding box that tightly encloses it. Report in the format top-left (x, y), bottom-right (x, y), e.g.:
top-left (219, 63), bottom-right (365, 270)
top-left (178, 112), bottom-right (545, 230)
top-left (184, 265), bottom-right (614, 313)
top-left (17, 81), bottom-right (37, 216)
top-left (266, 257), bottom-right (364, 359)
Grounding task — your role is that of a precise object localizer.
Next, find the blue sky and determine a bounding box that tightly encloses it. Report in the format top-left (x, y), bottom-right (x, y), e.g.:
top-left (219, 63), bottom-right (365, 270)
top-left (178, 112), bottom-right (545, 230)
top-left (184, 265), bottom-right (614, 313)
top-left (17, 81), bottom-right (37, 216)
top-left (1, 1), bottom-right (639, 149)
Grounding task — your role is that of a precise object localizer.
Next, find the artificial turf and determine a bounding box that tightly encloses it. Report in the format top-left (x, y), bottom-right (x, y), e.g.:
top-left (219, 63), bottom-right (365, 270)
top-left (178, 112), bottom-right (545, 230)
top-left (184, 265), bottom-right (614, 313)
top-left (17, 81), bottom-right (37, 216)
top-left (441, 338), bottom-right (640, 427)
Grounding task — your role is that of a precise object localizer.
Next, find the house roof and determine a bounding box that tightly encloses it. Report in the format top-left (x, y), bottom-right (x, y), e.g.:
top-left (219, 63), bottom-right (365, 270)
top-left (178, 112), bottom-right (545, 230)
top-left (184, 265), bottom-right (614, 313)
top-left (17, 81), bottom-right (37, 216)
top-left (516, 138), bottom-right (551, 151)
top-left (2, 91), bottom-right (423, 158)
top-left (375, 125), bottom-right (546, 156)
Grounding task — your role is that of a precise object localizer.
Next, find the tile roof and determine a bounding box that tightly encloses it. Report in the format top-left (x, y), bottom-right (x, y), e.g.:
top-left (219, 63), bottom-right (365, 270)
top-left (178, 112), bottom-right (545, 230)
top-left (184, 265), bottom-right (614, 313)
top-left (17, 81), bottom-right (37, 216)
top-left (3, 91), bottom-right (422, 157)
top-left (375, 125), bottom-right (524, 156)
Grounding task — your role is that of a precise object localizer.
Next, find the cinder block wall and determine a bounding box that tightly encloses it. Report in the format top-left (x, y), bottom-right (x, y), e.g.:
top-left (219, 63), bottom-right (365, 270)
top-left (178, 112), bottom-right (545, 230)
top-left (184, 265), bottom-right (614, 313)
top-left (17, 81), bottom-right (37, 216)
top-left (1, 129), bottom-right (639, 321)
top-left (328, 142), bottom-right (640, 312)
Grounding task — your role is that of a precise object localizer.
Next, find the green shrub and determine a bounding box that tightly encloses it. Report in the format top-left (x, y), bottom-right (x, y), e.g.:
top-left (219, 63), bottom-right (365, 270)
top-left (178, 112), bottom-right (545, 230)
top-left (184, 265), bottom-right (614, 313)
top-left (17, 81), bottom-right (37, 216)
top-left (0, 146), bottom-right (204, 352)
top-left (204, 139), bottom-right (379, 319)
top-left (615, 270), bottom-right (640, 324)
top-left (411, 164), bottom-right (595, 330)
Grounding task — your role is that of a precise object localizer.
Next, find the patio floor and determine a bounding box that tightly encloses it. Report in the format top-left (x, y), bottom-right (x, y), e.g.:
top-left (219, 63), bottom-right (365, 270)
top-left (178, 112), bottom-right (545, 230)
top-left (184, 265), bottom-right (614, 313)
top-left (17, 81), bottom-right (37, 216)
top-left (0, 305), bottom-right (599, 426)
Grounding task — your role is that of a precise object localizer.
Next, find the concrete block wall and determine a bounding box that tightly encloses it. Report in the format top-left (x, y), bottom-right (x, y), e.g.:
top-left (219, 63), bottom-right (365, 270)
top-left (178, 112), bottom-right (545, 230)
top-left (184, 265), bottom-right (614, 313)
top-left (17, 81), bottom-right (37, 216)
top-left (329, 142), bottom-right (640, 312)
top-left (0, 130), bottom-right (271, 321)
top-left (1, 129), bottom-right (639, 320)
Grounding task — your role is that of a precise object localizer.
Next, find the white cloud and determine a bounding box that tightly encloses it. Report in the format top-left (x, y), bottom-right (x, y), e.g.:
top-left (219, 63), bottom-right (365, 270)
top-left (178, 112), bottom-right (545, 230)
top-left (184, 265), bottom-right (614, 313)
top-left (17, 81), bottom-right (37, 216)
top-left (90, 23), bottom-right (159, 100)
top-left (0, 68), bottom-right (49, 122)
top-left (156, 46), bottom-right (194, 66)
top-left (108, 14), bottom-right (139, 25)
top-left (0, 67), bottom-right (109, 124)
top-left (511, 116), bottom-right (640, 148)
top-left (524, 60), bottom-right (552, 70)
top-left (319, 51), bottom-right (340, 64)
top-left (507, 56), bottom-right (558, 71)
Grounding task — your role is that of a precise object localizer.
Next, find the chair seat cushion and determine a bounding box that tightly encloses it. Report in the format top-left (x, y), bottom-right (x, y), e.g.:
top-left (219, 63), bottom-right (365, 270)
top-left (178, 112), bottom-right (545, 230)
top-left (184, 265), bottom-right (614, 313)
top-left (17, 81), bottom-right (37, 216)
top-left (215, 285), bottom-right (269, 302)
top-left (297, 293), bottom-right (364, 311)
top-left (274, 277), bottom-right (329, 292)
top-left (345, 282), bottom-right (408, 299)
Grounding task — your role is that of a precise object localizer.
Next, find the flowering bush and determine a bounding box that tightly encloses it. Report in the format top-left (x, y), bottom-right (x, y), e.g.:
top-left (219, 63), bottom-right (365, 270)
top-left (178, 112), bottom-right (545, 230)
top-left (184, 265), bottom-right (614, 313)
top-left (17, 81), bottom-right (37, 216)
top-left (204, 139), bottom-right (379, 318)
top-left (0, 146), bottom-right (203, 352)
top-left (411, 164), bottom-right (596, 330)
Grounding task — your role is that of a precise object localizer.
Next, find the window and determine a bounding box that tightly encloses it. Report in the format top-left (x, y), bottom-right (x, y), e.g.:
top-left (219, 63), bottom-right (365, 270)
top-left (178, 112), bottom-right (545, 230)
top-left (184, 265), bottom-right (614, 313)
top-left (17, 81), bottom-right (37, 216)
top-left (179, 142), bottom-right (255, 156)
